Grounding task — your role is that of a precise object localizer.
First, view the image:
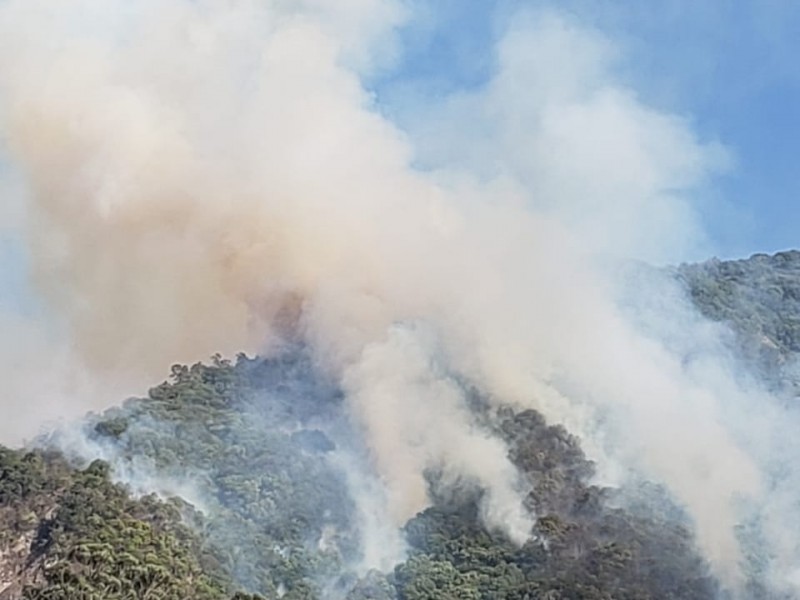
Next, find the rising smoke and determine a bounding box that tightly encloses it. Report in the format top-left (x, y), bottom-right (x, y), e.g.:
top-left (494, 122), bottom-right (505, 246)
top-left (0, 0), bottom-right (797, 594)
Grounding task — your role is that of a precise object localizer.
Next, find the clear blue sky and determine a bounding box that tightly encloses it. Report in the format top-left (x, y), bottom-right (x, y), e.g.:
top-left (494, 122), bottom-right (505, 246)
top-left (370, 0), bottom-right (800, 259)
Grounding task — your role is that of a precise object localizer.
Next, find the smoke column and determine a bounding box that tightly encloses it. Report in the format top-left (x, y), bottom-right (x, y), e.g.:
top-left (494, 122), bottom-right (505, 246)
top-left (0, 0), bottom-right (796, 592)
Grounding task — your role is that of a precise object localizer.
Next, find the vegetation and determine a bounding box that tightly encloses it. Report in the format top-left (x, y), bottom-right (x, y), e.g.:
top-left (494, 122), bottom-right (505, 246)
top-left (393, 408), bottom-right (717, 600)
top-left (2, 250), bottom-right (798, 599)
top-left (0, 449), bottom-right (229, 599)
top-left (0, 355), bottom-right (717, 599)
top-left (677, 250), bottom-right (800, 396)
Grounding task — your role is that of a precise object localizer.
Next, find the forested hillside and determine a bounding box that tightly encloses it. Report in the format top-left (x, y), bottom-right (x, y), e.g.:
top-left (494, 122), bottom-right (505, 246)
top-left (2, 250), bottom-right (799, 600)
top-left (678, 250), bottom-right (800, 397)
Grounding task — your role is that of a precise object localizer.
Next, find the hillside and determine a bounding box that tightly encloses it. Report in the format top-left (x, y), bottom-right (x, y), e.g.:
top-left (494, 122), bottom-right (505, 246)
top-left (677, 250), bottom-right (800, 397)
top-left (2, 251), bottom-right (799, 599)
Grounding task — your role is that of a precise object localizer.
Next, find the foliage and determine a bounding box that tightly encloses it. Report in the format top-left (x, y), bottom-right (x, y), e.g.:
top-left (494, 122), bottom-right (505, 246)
top-left (83, 352), bottom-right (355, 598)
top-left (393, 408), bottom-right (718, 600)
top-left (0, 351), bottom-right (721, 600)
top-left (0, 449), bottom-right (229, 600)
top-left (677, 250), bottom-right (800, 395)
top-left (7, 250), bottom-right (800, 598)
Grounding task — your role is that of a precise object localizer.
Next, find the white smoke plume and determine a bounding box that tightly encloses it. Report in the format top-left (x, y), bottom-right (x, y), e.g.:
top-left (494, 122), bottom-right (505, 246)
top-left (342, 323), bottom-right (533, 544)
top-left (0, 0), bottom-right (795, 593)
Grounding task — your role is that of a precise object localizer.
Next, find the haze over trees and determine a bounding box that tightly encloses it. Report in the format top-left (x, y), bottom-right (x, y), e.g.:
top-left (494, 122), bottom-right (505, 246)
top-left (1, 250), bottom-right (799, 599)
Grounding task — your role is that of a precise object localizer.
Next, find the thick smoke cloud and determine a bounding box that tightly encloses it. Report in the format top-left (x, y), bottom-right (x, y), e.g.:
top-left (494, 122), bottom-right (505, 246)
top-left (0, 0), bottom-right (794, 593)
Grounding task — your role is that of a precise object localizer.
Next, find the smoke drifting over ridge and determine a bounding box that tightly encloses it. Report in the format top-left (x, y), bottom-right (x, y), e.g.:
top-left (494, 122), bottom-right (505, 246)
top-left (0, 0), bottom-right (797, 594)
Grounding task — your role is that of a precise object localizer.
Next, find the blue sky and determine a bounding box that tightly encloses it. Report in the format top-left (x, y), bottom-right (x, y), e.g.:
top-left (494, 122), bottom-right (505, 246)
top-left (371, 0), bottom-right (800, 258)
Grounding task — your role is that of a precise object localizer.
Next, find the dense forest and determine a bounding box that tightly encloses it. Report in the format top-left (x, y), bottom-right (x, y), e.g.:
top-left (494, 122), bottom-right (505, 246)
top-left (2, 250), bottom-right (799, 599)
